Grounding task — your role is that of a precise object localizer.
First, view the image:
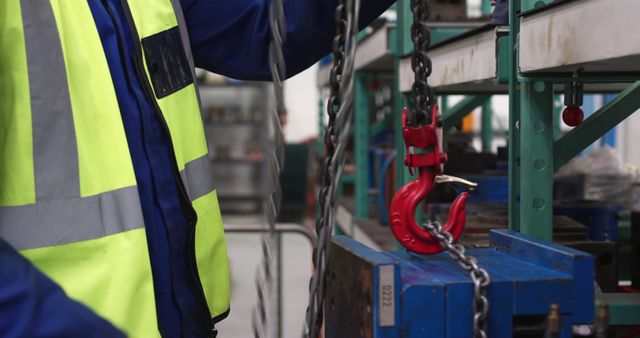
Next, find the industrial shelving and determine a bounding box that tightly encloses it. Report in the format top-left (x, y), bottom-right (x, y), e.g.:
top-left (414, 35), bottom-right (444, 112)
top-left (509, 0), bottom-right (640, 238)
top-left (198, 74), bottom-right (270, 213)
top-left (398, 25), bottom-right (509, 94)
top-left (317, 0), bottom-right (640, 327)
top-left (318, 19), bottom-right (482, 249)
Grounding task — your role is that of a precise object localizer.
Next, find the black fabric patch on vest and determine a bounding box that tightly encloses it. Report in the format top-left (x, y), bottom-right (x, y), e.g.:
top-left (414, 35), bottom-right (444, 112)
top-left (141, 26), bottom-right (193, 99)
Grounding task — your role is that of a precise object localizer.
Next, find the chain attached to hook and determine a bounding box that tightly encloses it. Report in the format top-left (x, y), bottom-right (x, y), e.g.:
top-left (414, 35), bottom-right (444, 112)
top-left (389, 0), bottom-right (491, 337)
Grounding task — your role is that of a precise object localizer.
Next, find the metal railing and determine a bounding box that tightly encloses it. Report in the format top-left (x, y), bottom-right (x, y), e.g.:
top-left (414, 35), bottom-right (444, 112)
top-left (224, 223), bottom-right (317, 338)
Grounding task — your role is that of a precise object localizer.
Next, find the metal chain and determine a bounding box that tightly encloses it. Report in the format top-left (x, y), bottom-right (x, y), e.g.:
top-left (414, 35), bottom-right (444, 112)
top-left (410, 1), bottom-right (490, 335)
top-left (424, 221), bottom-right (491, 338)
top-left (252, 0), bottom-right (287, 336)
top-left (304, 0), bottom-right (360, 337)
top-left (409, 0), bottom-right (436, 126)
top-left (408, 3), bottom-right (490, 335)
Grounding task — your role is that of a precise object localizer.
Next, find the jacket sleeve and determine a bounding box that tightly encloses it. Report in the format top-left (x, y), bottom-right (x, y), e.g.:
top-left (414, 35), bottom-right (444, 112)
top-left (0, 238), bottom-right (125, 338)
top-left (181, 0), bottom-right (396, 80)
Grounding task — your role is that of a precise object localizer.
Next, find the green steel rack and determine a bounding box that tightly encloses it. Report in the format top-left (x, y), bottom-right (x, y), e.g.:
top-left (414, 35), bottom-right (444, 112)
top-left (394, 0), bottom-right (639, 239)
top-left (317, 0), bottom-right (640, 323)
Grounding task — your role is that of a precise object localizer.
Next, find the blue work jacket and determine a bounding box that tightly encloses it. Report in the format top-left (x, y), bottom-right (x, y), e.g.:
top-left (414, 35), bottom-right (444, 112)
top-left (0, 0), bottom-right (395, 337)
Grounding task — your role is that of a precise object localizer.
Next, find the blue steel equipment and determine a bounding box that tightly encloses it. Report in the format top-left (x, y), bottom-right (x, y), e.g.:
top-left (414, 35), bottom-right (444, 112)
top-left (325, 230), bottom-right (595, 338)
top-left (555, 204), bottom-right (623, 244)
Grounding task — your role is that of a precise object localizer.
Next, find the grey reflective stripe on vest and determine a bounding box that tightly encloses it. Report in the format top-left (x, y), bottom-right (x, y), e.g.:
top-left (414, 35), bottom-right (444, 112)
top-left (21, 0), bottom-right (79, 199)
top-left (0, 187), bottom-right (145, 251)
top-left (181, 154), bottom-right (216, 201)
top-left (0, 2), bottom-right (145, 251)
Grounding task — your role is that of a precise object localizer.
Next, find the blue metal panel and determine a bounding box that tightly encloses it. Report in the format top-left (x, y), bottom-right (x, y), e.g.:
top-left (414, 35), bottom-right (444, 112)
top-left (465, 175), bottom-right (509, 204)
top-left (469, 249), bottom-right (573, 316)
top-left (332, 235), bottom-right (398, 266)
top-left (446, 282), bottom-right (473, 338)
top-left (484, 276), bottom-right (514, 338)
top-left (560, 315), bottom-right (574, 338)
top-left (555, 204), bottom-right (622, 243)
top-left (399, 271), bottom-right (446, 337)
top-left (328, 230), bottom-right (595, 337)
top-left (490, 229), bottom-right (595, 324)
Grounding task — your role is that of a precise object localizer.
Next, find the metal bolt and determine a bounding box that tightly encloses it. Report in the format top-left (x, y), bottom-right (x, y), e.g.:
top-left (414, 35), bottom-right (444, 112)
top-left (546, 304), bottom-right (561, 334)
top-left (595, 303), bottom-right (610, 338)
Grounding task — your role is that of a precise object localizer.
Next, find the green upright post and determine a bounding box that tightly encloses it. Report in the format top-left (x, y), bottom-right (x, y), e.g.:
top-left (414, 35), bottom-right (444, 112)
top-left (508, 0), bottom-right (522, 231)
top-left (397, 0), bottom-right (413, 56)
top-left (519, 79), bottom-right (554, 241)
top-left (391, 3), bottom-right (413, 249)
top-left (354, 72), bottom-right (370, 219)
top-left (553, 95), bottom-right (563, 140)
top-left (481, 101), bottom-right (494, 153)
top-left (482, 0), bottom-right (493, 15)
top-left (480, 0), bottom-right (494, 155)
top-left (393, 65), bottom-right (409, 190)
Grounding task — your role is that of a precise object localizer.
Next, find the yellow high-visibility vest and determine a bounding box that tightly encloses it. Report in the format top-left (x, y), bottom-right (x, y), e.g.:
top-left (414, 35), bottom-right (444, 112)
top-left (0, 1), bottom-right (230, 336)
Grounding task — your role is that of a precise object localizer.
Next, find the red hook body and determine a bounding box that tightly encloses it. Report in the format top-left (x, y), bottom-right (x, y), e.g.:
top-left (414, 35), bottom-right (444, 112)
top-left (389, 107), bottom-right (469, 254)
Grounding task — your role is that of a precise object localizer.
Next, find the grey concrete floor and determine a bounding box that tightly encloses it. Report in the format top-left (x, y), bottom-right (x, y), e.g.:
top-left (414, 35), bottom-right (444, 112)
top-left (216, 217), bottom-right (313, 338)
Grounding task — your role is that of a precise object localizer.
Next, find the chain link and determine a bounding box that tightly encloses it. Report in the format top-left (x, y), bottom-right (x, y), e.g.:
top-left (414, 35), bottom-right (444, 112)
top-left (304, 0), bottom-right (359, 337)
top-left (409, 0), bottom-right (436, 126)
top-left (424, 221), bottom-right (490, 338)
top-left (253, 0), bottom-right (287, 336)
top-left (408, 2), bottom-right (491, 335)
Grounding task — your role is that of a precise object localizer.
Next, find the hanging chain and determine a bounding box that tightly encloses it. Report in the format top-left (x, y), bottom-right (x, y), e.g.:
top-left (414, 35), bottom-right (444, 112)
top-left (252, 0), bottom-right (287, 336)
top-left (304, 0), bottom-right (360, 337)
top-left (424, 221), bottom-right (491, 338)
top-left (409, 1), bottom-right (491, 337)
top-left (409, 0), bottom-right (436, 126)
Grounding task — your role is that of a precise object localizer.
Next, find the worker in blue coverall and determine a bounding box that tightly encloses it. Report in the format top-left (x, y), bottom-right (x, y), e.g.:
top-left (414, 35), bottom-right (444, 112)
top-left (0, 0), bottom-right (395, 337)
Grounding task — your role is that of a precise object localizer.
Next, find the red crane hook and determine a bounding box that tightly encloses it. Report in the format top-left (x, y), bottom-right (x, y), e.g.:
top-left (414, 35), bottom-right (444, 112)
top-left (389, 107), bottom-right (475, 255)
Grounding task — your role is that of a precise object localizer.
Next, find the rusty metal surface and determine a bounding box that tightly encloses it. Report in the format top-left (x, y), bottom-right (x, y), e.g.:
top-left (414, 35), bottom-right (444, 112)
top-left (325, 240), bottom-right (375, 338)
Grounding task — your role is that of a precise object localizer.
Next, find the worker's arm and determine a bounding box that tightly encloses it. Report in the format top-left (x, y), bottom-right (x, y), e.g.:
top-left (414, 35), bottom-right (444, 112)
top-left (181, 0), bottom-right (396, 80)
top-left (0, 238), bottom-right (125, 338)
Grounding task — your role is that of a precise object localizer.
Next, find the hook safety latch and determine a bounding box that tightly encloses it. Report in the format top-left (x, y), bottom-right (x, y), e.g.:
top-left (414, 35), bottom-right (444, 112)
top-left (389, 107), bottom-right (472, 255)
top-left (434, 175), bottom-right (478, 189)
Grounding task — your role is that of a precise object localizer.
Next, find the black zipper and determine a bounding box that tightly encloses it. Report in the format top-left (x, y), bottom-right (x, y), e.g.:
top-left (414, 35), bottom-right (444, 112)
top-left (106, 0), bottom-right (213, 335)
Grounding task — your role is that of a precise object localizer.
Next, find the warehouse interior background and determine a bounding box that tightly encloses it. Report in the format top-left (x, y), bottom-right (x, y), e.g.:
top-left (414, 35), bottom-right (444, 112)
top-left (197, 0), bottom-right (640, 337)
